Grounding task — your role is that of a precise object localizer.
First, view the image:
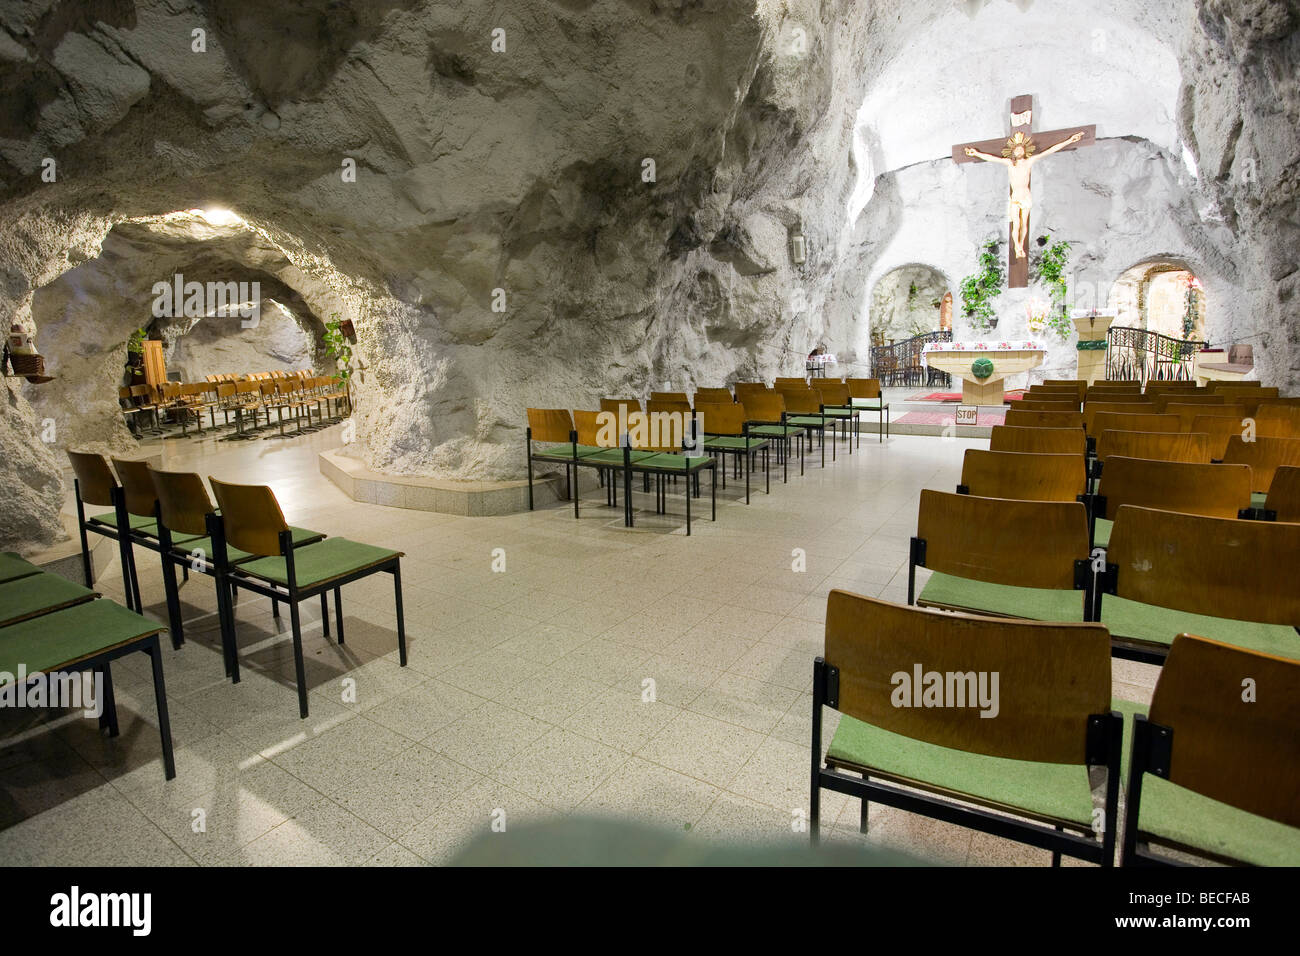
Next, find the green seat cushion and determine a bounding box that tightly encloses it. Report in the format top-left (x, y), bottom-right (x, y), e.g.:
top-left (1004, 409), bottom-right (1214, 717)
top-left (748, 424), bottom-right (805, 438)
top-left (0, 552), bottom-right (41, 585)
top-left (1100, 594), bottom-right (1300, 659)
top-left (821, 406), bottom-right (856, 417)
top-left (89, 512), bottom-right (157, 535)
top-left (703, 436), bottom-right (768, 450)
top-left (532, 443), bottom-right (605, 462)
top-left (1110, 697), bottom-right (1300, 865)
top-left (918, 570), bottom-right (1086, 622)
top-left (1251, 491), bottom-right (1268, 509)
top-left (851, 399), bottom-right (886, 409)
top-left (1093, 517), bottom-right (1113, 548)
top-left (0, 600), bottom-right (165, 683)
top-left (0, 573), bottom-right (97, 627)
top-left (235, 538), bottom-right (402, 589)
top-left (633, 453), bottom-right (713, 472)
top-left (786, 416), bottom-right (826, 428)
top-left (174, 526), bottom-right (325, 564)
top-left (826, 714), bottom-right (1094, 825)
top-left (574, 449), bottom-right (655, 466)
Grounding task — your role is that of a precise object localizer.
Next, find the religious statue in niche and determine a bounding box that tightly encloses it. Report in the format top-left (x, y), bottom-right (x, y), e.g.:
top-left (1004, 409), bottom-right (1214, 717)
top-left (939, 292), bottom-right (953, 331)
top-left (962, 129), bottom-right (1085, 261)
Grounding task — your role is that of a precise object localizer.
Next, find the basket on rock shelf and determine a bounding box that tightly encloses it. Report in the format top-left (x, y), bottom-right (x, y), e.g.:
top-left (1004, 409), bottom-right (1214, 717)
top-left (9, 352), bottom-right (45, 377)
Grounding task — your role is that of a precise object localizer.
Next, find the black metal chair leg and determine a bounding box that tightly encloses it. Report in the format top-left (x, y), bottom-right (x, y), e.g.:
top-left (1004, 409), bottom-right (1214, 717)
top-left (334, 587), bottom-right (345, 644)
top-left (288, 599), bottom-right (309, 719)
top-left (393, 563), bottom-right (408, 666)
top-left (320, 591), bottom-right (330, 638)
top-left (148, 639), bottom-right (177, 780)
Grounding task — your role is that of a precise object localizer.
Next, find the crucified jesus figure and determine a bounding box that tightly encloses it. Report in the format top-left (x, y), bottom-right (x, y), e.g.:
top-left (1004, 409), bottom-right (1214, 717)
top-left (964, 130), bottom-right (1085, 259)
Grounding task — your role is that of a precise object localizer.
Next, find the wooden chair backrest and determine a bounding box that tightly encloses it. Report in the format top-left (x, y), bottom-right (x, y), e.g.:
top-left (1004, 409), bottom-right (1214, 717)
top-left (774, 377), bottom-right (808, 387)
top-left (693, 388), bottom-right (732, 405)
top-left (1165, 403), bottom-right (1244, 430)
top-left (67, 451), bottom-right (118, 507)
top-left (1153, 393), bottom-right (1222, 412)
top-left (1148, 634), bottom-right (1300, 829)
top-left (1108, 504), bottom-right (1300, 624)
top-left (599, 398), bottom-right (642, 415)
top-left (916, 489), bottom-right (1088, 590)
top-left (627, 407), bottom-right (689, 453)
top-left (1085, 389), bottom-right (1145, 404)
top-left (1222, 436), bottom-right (1300, 492)
top-left (1190, 414), bottom-right (1246, 459)
top-left (110, 457), bottom-right (159, 518)
top-left (1097, 457), bottom-right (1251, 521)
top-left (696, 401), bottom-right (746, 436)
top-left (846, 378), bottom-right (881, 399)
top-left (1255, 404), bottom-right (1300, 439)
top-left (1016, 400), bottom-right (1079, 413)
top-left (1042, 379), bottom-right (1086, 399)
top-left (217, 382), bottom-right (236, 399)
top-left (960, 450), bottom-right (1085, 502)
top-left (824, 590), bottom-right (1110, 764)
top-left (1002, 408), bottom-right (1084, 430)
top-left (777, 387), bottom-right (822, 416)
top-left (1089, 411), bottom-right (1179, 436)
top-left (1024, 387), bottom-right (1079, 402)
top-left (743, 391), bottom-right (786, 424)
top-left (129, 384), bottom-right (154, 401)
top-left (1265, 466), bottom-right (1300, 522)
top-left (645, 399), bottom-right (691, 418)
top-left (208, 477), bottom-right (291, 557)
top-left (1144, 380), bottom-right (1198, 393)
top-left (814, 382), bottom-right (851, 406)
top-left (1095, 380), bottom-right (1140, 387)
top-left (989, 425), bottom-right (1087, 457)
top-left (526, 408), bottom-right (574, 443)
top-left (572, 410), bottom-right (606, 448)
top-left (733, 382), bottom-right (769, 401)
top-left (1082, 402), bottom-right (1151, 433)
top-left (1219, 386), bottom-right (1279, 400)
top-left (1096, 429), bottom-right (1211, 464)
top-left (1207, 379), bottom-right (1262, 391)
top-left (150, 469), bottom-right (215, 536)
top-left (649, 391), bottom-right (689, 404)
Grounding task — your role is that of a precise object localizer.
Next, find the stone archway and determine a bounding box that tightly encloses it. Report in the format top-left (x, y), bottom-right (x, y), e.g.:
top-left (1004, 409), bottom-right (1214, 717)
top-left (867, 265), bottom-right (952, 348)
top-left (1111, 257), bottom-right (1208, 341)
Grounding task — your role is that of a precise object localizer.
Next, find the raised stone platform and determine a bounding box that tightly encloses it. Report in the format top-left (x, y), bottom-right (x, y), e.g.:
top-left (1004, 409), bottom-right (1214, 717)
top-left (319, 448), bottom-right (564, 517)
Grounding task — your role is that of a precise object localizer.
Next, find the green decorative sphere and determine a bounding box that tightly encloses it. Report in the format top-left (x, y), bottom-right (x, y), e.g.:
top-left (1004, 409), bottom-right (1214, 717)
top-left (971, 357), bottom-right (994, 380)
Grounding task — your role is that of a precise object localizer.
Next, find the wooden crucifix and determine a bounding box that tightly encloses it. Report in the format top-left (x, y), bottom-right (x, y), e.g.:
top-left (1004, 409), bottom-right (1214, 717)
top-left (952, 95), bottom-right (1095, 287)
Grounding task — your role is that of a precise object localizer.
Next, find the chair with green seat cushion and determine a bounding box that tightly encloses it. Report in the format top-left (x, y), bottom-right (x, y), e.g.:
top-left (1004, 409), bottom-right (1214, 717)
top-left (567, 410), bottom-right (657, 524)
top-left (742, 391), bottom-right (805, 483)
top-left (150, 468), bottom-right (326, 660)
top-left (776, 386), bottom-right (833, 467)
top-left (813, 590), bottom-right (1122, 866)
top-left (0, 551), bottom-right (41, 585)
top-left (1089, 456), bottom-right (1251, 550)
top-left (846, 377), bottom-right (889, 443)
top-left (0, 572), bottom-right (97, 627)
top-left (696, 402), bottom-right (770, 503)
top-left (0, 599), bottom-right (175, 779)
top-left (1094, 505), bottom-right (1300, 664)
top-left (525, 408), bottom-right (605, 510)
top-left (208, 477), bottom-right (406, 718)
top-left (1122, 634), bottom-right (1300, 866)
top-left (623, 415), bottom-right (717, 534)
top-left (909, 489), bottom-right (1090, 622)
top-left (813, 381), bottom-right (859, 452)
top-left (67, 450), bottom-right (141, 612)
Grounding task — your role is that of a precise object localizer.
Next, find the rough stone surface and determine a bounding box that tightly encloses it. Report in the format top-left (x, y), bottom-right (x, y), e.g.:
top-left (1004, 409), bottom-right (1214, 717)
top-left (0, 0), bottom-right (1296, 551)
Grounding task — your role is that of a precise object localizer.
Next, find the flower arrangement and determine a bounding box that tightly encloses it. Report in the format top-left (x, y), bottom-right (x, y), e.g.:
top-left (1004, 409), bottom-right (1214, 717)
top-left (1025, 301), bottom-right (1048, 335)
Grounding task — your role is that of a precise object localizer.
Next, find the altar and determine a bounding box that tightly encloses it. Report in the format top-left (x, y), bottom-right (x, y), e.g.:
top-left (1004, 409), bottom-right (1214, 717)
top-left (921, 341), bottom-right (1046, 405)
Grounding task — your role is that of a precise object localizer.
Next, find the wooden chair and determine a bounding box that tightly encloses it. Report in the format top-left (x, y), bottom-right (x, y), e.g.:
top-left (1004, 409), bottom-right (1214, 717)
top-left (1003, 408), bottom-right (1084, 430)
top-left (1082, 402), bottom-right (1151, 434)
top-left (1205, 379), bottom-right (1262, 391)
top-left (1095, 430), bottom-right (1211, 465)
top-left (813, 381), bottom-right (858, 451)
top-left (1093, 505), bottom-right (1300, 663)
top-left (527, 408), bottom-right (588, 510)
top-left (1089, 411), bottom-right (1179, 437)
top-left (958, 450), bottom-right (1086, 503)
top-left (1122, 634), bottom-right (1300, 866)
top-left (696, 401), bottom-right (769, 503)
top-left (1164, 402), bottom-right (1243, 431)
top-left (568, 410), bottom-right (655, 522)
top-left (207, 478), bottom-right (408, 718)
top-left (623, 408), bottom-right (716, 535)
top-left (649, 391), bottom-right (689, 404)
top-left (742, 390), bottom-right (806, 482)
top-left (1016, 400), bottom-right (1079, 414)
top-left (67, 451), bottom-right (141, 611)
top-left (150, 468), bottom-right (323, 662)
top-left (909, 489), bottom-right (1089, 621)
top-left (733, 382), bottom-right (770, 405)
top-left (774, 376), bottom-right (808, 388)
top-left (1254, 404), bottom-right (1300, 439)
top-left (845, 377), bottom-right (889, 443)
top-left (1261, 466), bottom-right (1300, 522)
top-left (1143, 381), bottom-right (1199, 396)
top-left (1091, 457), bottom-right (1252, 549)
top-left (1222, 435), bottom-right (1300, 494)
top-left (693, 387), bottom-right (733, 405)
top-left (599, 398), bottom-right (642, 415)
top-left (776, 386), bottom-right (832, 466)
top-left (812, 591), bottom-right (1121, 866)
top-left (989, 425), bottom-right (1086, 457)
top-left (1042, 379), bottom-right (1086, 401)
top-left (1152, 392), bottom-right (1223, 412)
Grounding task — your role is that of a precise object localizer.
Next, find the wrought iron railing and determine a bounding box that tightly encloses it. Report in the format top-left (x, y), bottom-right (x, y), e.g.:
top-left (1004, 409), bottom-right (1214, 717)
top-left (869, 330), bottom-right (952, 388)
top-left (1105, 326), bottom-right (1206, 383)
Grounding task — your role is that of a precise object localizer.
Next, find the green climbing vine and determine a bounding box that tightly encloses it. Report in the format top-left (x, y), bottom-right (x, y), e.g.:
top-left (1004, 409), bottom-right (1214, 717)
top-left (1032, 236), bottom-right (1073, 339)
top-left (125, 326), bottom-right (147, 378)
top-left (960, 239), bottom-right (1004, 332)
top-left (324, 314), bottom-right (354, 384)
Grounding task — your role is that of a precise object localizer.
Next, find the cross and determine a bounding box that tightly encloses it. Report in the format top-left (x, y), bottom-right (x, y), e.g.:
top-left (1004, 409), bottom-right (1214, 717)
top-left (952, 94), bottom-right (1096, 287)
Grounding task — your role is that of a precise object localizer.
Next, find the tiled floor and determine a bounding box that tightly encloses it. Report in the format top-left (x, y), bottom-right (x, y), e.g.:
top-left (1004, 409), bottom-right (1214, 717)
top-left (1, 413), bottom-right (1156, 865)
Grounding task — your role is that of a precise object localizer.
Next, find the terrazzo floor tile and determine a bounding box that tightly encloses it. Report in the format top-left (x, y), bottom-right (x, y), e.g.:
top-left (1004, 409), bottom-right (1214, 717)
top-left (636, 711), bottom-right (766, 789)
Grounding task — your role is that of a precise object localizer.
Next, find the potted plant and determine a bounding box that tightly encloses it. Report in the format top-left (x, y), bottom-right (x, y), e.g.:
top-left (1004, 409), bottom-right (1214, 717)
top-left (125, 326), bottom-right (147, 378)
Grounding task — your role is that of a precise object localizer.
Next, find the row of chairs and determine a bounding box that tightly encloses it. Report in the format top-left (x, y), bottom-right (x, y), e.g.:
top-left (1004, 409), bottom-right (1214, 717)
top-left (810, 591), bottom-right (1299, 867)
top-left (119, 374), bottom-right (349, 441)
top-left (524, 379), bottom-right (888, 533)
top-left (66, 451), bottom-right (406, 720)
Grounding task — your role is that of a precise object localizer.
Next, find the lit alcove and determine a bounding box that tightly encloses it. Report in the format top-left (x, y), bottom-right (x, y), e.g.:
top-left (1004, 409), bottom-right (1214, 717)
top-left (1111, 258), bottom-right (1207, 341)
top-left (867, 264), bottom-right (953, 347)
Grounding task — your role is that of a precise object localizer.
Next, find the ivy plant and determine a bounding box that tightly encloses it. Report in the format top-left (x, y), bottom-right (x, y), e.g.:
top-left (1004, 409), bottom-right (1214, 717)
top-left (323, 314), bottom-right (353, 384)
top-left (960, 239), bottom-right (1004, 332)
top-left (1031, 236), bottom-right (1073, 339)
